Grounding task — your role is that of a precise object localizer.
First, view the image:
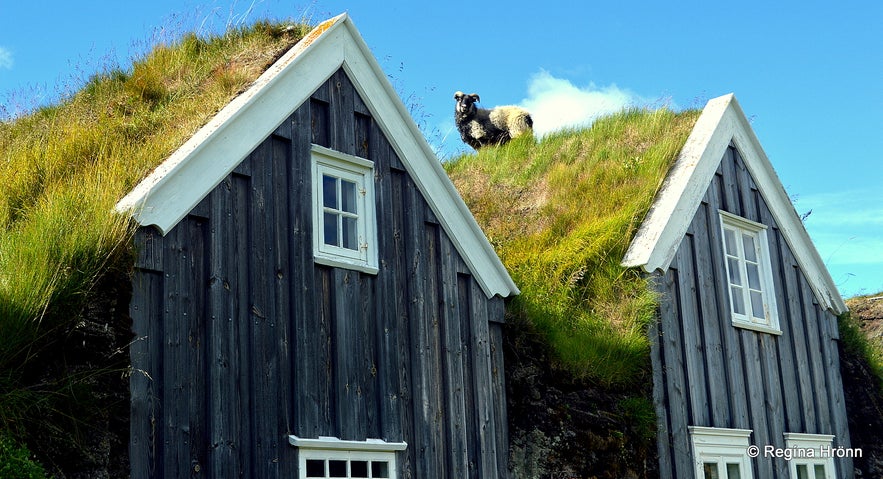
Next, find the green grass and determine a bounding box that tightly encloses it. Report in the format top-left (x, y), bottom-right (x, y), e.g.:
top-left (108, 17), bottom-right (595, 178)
top-left (446, 108), bottom-right (701, 386)
top-left (0, 18), bottom-right (311, 461)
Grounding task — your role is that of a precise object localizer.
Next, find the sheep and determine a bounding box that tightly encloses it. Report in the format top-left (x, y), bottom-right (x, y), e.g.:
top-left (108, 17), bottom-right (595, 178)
top-left (453, 91), bottom-right (533, 150)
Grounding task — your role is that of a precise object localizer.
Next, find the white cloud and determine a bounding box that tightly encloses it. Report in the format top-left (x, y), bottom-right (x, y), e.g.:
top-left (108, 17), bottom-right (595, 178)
top-left (519, 70), bottom-right (650, 137)
top-left (0, 47), bottom-right (12, 69)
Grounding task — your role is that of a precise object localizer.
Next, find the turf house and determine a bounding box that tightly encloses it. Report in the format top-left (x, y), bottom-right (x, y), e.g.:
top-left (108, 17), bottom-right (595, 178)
top-left (114, 14), bottom-right (518, 479)
top-left (448, 94), bottom-right (855, 478)
top-left (622, 94), bottom-right (853, 479)
top-left (0, 9), bottom-right (862, 479)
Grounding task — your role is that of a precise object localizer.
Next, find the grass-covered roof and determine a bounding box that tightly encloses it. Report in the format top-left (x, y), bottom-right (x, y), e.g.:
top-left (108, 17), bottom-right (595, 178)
top-left (445, 109), bottom-right (701, 386)
top-left (0, 19), bottom-right (312, 458)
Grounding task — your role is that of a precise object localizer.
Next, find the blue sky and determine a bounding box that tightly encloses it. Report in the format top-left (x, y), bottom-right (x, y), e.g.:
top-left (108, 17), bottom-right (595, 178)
top-left (1, 0), bottom-right (880, 297)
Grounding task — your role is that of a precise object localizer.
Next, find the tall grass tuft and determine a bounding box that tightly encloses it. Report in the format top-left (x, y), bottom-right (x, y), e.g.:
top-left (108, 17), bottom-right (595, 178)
top-left (446, 108), bottom-right (701, 386)
top-left (0, 18), bottom-right (311, 461)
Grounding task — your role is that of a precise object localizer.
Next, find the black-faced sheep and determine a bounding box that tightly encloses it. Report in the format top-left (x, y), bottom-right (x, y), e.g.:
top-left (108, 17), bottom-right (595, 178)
top-left (454, 91), bottom-right (533, 150)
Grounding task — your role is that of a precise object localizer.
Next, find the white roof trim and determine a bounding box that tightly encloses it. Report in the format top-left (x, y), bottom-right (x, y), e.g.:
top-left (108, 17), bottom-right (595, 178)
top-left (621, 94), bottom-right (846, 314)
top-left (114, 14), bottom-right (518, 299)
top-left (289, 435), bottom-right (407, 452)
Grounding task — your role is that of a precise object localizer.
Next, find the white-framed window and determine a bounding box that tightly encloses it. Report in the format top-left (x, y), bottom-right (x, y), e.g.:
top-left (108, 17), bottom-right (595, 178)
top-left (719, 211), bottom-right (780, 335)
top-left (289, 436), bottom-right (407, 479)
top-left (689, 426), bottom-right (754, 479)
top-left (311, 145), bottom-right (378, 274)
top-left (784, 433), bottom-right (836, 479)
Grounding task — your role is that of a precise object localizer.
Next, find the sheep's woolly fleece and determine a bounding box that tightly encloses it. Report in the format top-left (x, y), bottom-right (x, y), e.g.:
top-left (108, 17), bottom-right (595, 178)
top-left (453, 91), bottom-right (533, 150)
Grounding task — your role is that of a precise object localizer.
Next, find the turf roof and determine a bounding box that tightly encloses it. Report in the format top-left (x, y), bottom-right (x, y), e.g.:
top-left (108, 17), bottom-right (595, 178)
top-left (445, 108), bottom-right (701, 385)
top-left (0, 20), bottom-right (312, 387)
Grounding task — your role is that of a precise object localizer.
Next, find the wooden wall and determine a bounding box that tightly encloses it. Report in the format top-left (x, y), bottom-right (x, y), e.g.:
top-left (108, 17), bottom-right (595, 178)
top-left (650, 144), bottom-right (853, 479)
top-left (129, 69), bottom-right (509, 479)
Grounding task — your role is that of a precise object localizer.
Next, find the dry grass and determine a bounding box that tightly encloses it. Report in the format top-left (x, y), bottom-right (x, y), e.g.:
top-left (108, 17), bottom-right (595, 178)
top-left (0, 18), bottom-right (311, 455)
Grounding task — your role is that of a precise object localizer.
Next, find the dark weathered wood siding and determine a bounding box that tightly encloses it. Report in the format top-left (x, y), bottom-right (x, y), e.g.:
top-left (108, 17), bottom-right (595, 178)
top-left (651, 144), bottom-right (852, 479)
top-left (129, 69), bottom-right (509, 479)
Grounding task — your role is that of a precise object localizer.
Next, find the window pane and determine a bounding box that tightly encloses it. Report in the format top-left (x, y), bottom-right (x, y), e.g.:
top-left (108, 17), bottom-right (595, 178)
top-left (341, 179), bottom-right (358, 214)
top-left (728, 258), bottom-right (742, 286)
top-left (306, 459), bottom-right (325, 477)
top-left (371, 461), bottom-right (390, 478)
top-left (731, 286), bottom-right (746, 315)
top-left (703, 462), bottom-right (720, 479)
top-left (742, 233), bottom-right (757, 262)
top-left (329, 459), bottom-right (347, 477)
top-left (726, 463), bottom-right (741, 479)
top-left (724, 228), bottom-right (738, 255)
top-left (323, 175), bottom-right (338, 209)
top-left (746, 263), bottom-right (761, 290)
top-left (796, 464), bottom-right (809, 479)
top-left (750, 291), bottom-right (765, 320)
top-left (813, 464), bottom-right (827, 479)
top-left (342, 216), bottom-right (358, 250)
top-left (324, 212), bottom-right (339, 246)
top-left (350, 460), bottom-right (369, 478)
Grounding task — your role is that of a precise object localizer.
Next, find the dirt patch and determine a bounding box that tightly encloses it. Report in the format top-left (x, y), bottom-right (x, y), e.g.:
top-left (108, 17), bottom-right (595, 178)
top-left (504, 314), bottom-right (657, 479)
top-left (842, 294), bottom-right (883, 478)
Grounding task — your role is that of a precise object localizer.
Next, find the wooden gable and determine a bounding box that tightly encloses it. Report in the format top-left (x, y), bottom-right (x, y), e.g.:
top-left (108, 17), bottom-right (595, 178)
top-left (630, 94), bottom-right (853, 479)
top-left (124, 15), bottom-right (515, 479)
top-left (117, 13), bottom-right (517, 300)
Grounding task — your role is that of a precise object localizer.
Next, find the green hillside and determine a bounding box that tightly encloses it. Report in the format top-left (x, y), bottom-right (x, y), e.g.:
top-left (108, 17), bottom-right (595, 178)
top-left (0, 20), bottom-right (311, 474)
top-left (445, 109), bottom-right (701, 386)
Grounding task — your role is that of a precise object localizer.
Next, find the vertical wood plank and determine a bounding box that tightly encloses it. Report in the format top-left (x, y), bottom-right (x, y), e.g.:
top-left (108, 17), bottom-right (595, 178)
top-left (648, 277), bottom-right (674, 479)
top-left (129, 267), bottom-right (164, 479)
top-left (161, 224), bottom-right (187, 478)
top-left (470, 279), bottom-right (498, 479)
top-left (675, 232), bottom-right (710, 426)
top-left (440, 234), bottom-right (469, 478)
top-left (488, 308), bottom-right (509, 478)
top-left (373, 124), bottom-right (405, 447)
top-left (458, 274), bottom-right (480, 479)
top-left (248, 141), bottom-right (276, 478)
top-left (207, 175), bottom-right (244, 477)
top-left (720, 146), bottom-right (741, 216)
top-left (800, 276), bottom-right (831, 434)
top-left (334, 268), bottom-right (367, 440)
top-left (291, 102), bottom-right (323, 440)
top-left (740, 331), bottom-right (773, 478)
top-left (231, 171), bottom-right (255, 477)
top-left (658, 267), bottom-right (693, 478)
top-left (271, 133), bottom-right (296, 476)
top-left (330, 70), bottom-right (356, 156)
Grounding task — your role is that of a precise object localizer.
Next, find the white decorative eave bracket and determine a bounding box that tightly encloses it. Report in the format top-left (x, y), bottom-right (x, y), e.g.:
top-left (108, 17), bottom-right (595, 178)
top-left (289, 435), bottom-right (407, 452)
top-left (114, 13), bottom-right (519, 300)
top-left (621, 93), bottom-right (847, 314)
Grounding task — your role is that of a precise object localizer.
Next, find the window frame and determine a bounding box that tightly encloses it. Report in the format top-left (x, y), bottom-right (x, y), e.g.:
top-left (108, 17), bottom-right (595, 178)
top-left (689, 426), bottom-right (754, 479)
top-left (719, 210), bottom-right (781, 335)
top-left (311, 145), bottom-right (379, 274)
top-left (290, 435), bottom-right (407, 479)
top-left (784, 433), bottom-right (836, 479)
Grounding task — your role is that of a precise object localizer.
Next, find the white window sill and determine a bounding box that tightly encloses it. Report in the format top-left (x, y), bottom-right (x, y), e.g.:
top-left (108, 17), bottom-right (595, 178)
top-left (314, 254), bottom-right (379, 275)
top-left (289, 435), bottom-right (407, 452)
top-left (732, 320), bottom-right (782, 336)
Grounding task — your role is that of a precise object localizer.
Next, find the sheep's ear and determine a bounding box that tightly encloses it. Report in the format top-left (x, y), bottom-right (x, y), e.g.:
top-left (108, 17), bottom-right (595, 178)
top-left (454, 91), bottom-right (464, 100)
top-left (469, 93), bottom-right (480, 102)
